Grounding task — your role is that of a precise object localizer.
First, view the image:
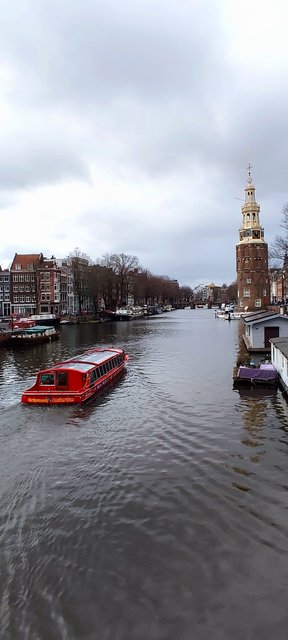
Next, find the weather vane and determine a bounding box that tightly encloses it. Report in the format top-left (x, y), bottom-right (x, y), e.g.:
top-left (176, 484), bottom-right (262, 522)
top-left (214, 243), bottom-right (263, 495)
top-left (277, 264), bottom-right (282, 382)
top-left (247, 162), bottom-right (252, 178)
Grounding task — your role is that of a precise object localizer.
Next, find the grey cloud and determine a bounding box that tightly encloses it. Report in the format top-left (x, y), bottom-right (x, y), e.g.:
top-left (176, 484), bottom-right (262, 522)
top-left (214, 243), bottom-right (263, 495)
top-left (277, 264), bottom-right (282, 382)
top-left (0, 139), bottom-right (89, 190)
top-left (0, 0), bottom-right (287, 285)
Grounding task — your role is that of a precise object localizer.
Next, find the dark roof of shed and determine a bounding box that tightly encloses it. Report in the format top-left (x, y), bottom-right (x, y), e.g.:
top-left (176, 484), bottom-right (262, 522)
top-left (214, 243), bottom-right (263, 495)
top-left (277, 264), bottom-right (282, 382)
top-left (242, 311), bottom-right (284, 324)
top-left (270, 337), bottom-right (288, 358)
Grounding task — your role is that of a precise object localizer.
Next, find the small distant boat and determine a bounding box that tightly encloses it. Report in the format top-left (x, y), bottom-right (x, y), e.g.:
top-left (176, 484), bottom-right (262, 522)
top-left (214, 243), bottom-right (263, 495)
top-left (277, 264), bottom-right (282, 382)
top-left (8, 325), bottom-right (59, 347)
top-left (233, 363), bottom-right (278, 387)
top-left (21, 346), bottom-right (128, 405)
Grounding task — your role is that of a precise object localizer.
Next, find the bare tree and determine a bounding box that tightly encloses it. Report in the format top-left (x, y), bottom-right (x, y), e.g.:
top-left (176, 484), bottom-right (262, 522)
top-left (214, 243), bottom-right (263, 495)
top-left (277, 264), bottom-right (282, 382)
top-left (101, 253), bottom-right (139, 306)
top-left (270, 203), bottom-right (288, 263)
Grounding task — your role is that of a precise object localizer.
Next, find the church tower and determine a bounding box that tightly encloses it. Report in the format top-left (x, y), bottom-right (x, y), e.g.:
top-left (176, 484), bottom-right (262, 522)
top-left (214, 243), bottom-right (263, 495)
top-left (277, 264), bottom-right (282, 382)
top-left (236, 165), bottom-right (270, 310)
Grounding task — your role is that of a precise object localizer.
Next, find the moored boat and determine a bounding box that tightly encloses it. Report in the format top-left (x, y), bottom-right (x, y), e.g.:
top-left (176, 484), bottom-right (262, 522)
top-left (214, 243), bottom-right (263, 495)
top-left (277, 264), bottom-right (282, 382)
top-left (8, 325), bottom-right (59, 347)
top-left (21, 346), bottom-right (128, 404)
top-left (30, 313), bottom-right (60, 327)
top-left (233, 363), bottom-right (278, 387)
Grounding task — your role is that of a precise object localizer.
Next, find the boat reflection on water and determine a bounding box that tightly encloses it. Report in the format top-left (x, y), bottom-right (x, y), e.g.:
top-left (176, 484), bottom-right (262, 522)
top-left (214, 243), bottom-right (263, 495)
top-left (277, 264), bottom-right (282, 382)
top-left (234, 386), bottom-right (279, 401)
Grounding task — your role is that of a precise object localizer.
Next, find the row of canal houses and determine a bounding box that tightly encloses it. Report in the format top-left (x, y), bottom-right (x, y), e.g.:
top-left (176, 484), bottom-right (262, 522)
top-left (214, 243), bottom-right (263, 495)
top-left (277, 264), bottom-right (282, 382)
top-left (0, 253), bottom-right (78, 318)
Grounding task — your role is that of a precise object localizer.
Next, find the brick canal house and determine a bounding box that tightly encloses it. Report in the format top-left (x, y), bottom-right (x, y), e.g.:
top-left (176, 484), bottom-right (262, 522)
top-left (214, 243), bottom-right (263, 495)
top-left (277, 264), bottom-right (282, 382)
top-left (236, 166), bottom-right (270, 311)
top-left (10, 253), bottom-right (61, 317)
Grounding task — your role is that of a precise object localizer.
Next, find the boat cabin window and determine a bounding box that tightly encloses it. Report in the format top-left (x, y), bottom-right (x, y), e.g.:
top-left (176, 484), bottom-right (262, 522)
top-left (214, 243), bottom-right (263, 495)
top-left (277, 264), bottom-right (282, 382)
top-left (90, 369), bottom-right (97, 385)
top-left (57, 371), bottom-right (68, 388)
top-left (40, 373), bottom-right (55, 386)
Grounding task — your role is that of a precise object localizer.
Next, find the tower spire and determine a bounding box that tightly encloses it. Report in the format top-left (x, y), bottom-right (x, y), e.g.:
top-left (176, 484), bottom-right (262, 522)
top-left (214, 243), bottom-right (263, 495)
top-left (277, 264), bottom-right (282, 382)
top-left (247, 162), bottom-right (252, 184)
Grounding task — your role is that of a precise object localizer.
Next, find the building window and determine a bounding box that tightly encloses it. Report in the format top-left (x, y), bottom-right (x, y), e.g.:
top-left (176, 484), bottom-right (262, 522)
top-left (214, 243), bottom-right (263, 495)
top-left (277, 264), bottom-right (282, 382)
top-left (247, 278), bottom-right (251, 284)
top-left (4, 286), bottom-right (9, 292)
top-left (26, 296), bottom-right (31, 303)
top-left (15, 264), bottom-right (21, 270)
top-left (4, 295), bottom-right (9, 301)
top-left (19, 275), bottom-right (24, 282)
top-left (14, 296), bottom-right (19, 302)
top-left (19, 296), bottom-right (25, 303)
top-left (25, 275), bottom-right (30, 281)
top-left (13, 286), bottom-right (18, 292)
top-left (19, 286), bottom-right (24, 292)
top-left (263, 289), bottom-right (266, 296)
top-left (255, 299), bottom-right (261, 307)
top-left (13, 275), bottom-right (18, 282)
top-left (4, 276), bottom-right (9, 282)
top-left (244, 289), bottom-right (250, 297)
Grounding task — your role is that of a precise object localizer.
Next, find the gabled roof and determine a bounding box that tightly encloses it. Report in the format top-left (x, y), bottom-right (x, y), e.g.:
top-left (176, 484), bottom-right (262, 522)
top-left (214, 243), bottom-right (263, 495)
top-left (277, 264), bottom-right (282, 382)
top-left (242, 311), bottom-right (286, 324)
top-left (10, 253), bottom-right (42, 270)
top-left (270, 337), bottom-right (288, 358)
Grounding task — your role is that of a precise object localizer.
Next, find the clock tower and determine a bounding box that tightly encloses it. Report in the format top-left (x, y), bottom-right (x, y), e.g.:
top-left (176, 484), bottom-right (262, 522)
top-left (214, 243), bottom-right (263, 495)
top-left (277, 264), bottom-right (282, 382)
top-left (236, 165), bottom-right (270, 310)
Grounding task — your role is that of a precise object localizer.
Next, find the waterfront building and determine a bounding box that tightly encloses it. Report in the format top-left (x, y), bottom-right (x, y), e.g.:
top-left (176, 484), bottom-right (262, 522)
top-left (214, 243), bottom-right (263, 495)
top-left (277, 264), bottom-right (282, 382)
top-left (0, 267), bottom-right (11, 317)
top-left (10, 253), bottom-right (41, 316)
top-left (236, 166), bottom-right (270, 310)
top-left (10, 253), bottom-right (61, 316)
top-left (38, 256), bottom-right (61, 315)
top-left (56, 258), bottom-right (77, 315)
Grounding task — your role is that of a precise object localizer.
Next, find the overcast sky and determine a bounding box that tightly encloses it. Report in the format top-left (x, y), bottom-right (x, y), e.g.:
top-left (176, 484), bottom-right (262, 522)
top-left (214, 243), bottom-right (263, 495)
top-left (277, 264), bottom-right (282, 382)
top-left (0, 0), bottom-right (287, 288)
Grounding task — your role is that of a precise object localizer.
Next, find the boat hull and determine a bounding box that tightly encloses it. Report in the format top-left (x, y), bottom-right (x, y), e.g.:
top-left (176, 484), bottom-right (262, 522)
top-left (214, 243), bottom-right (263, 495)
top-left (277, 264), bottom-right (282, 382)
top-left (8, 333), bottom-right (59, 347)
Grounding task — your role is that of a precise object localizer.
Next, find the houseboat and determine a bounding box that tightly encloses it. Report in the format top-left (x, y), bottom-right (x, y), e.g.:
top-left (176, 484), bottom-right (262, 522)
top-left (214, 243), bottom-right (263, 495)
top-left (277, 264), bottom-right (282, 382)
top-left (8, 325), bottom-right (59, 347)
top-left (242, 311), bottom-right (288, 353)
top-left (21, 346), bottom-right (128, 404)
top-left (233, 363), bottom-right (278, 388)
top-left (270, 337), bottom-right (288, 395)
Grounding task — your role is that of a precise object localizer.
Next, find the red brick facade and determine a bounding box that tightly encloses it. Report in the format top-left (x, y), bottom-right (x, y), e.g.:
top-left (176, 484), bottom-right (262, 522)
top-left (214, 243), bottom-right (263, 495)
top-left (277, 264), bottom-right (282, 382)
top-left (236, 169), bottom-right (270, 311)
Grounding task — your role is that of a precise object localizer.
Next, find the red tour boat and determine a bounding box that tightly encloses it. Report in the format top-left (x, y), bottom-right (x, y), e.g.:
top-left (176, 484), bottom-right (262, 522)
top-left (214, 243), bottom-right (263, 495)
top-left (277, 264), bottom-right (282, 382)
top-left (21, 346), bottom-right (128, 405)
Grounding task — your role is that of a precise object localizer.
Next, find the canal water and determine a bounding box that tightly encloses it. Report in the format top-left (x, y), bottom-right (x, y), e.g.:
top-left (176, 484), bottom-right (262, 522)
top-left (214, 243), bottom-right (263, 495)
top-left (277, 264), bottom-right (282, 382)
top-left (0, 309), bottom-right (288, 640)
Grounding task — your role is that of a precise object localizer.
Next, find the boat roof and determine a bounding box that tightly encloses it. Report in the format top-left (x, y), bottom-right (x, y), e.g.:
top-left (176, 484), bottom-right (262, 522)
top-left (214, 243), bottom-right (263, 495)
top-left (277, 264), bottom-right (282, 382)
top-left (42, 348), bottom-right (123, 373)
top-left (13, 325), bottom-right (55, 334)
top-left (242, 311), bottom-right (283, 324)
top-left (270, 337), bottom-right (288, 358)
